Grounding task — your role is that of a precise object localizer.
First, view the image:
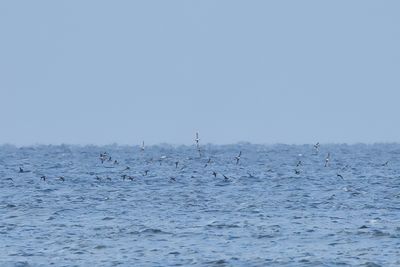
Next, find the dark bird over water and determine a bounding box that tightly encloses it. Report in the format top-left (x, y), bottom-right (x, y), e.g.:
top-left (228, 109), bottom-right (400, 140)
top-left (314, 142), bottom-right (320, 153)
top-left (235, 151), bottom-right (242, 165)
top-left (212, 171), bottom-right (217, 178)
top-left (59, 176), bottom-right (65, 182)
top-left (204, 158), bottom-right (211, 168)
top-left (40, 176), bottom-right (46, 181)
top-left (195, 132), bottom-right (200, 148)
top-left (337, 174), bottom-right (344, 179)
top-left (100, 153), bottom-right (107, 164)
top-left (223, 174), bottom-right (229, 180)
top-left (141, 141), bottom-right (145, 152)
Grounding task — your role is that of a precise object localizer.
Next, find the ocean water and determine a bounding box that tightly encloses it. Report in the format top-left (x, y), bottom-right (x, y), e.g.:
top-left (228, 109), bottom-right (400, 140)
top-left (0, 143), bottom-right (399, 267)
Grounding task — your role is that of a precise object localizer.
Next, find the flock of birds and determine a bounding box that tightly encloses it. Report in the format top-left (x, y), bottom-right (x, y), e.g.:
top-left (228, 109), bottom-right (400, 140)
top-left (9, 134), bottom-right (390, 184)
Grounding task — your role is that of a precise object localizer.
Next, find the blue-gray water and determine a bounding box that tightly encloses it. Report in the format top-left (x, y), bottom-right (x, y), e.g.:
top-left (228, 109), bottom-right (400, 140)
top-left (1, 144), bottom-right (399, 267)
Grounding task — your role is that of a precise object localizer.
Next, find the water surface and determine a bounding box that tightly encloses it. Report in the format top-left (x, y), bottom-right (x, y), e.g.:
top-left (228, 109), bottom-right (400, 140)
top-left (1, 144), bottom-right (399, 266)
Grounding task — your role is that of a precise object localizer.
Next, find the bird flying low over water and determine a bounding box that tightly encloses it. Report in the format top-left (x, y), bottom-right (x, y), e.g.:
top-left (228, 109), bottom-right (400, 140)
top-left (195, 132), bottom-right (200, 148)
top-left (337, 173), bottom-right (344, 179)
top-left (212, 171), bottom-right (217, 178)
top-left (325, 153), bottom-right (330, 167)
top-left (204, 158), bottom-right (211, 168)
top-left (235, 151), bottom-right (242, 165)
top-left (141, 141), bottom-right (145, 152)
top-left (314, 142), bottom-right (320, 153)
top-left (99, 153), bottom-right (108, 164)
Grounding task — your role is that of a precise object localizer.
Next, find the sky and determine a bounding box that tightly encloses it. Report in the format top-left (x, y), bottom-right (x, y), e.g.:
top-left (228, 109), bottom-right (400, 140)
top-left (0, 1), bottom-right (399, 146)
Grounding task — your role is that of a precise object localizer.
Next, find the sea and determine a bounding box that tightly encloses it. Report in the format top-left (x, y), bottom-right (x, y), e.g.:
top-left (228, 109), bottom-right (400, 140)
top-left (0, 143), bottom-right (399, 267)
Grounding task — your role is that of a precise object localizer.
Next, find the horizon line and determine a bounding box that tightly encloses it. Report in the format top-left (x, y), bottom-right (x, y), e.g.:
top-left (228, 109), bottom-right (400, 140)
top-left (1, 141), bottom-right (400, 148)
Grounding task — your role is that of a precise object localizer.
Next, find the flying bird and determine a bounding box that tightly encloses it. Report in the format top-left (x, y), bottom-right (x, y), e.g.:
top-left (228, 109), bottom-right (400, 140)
top-left (325, 153), bottom-right (330, 167)
top-left (314, 142), bottom-right (320, 153)
top-left (195, 132), bottom-right (200, 148)
top-left (141, 141), bottom-right (145, 152)
top-left (204, 158), bottom-right (211, 168)
top-left (235, 151), bottom-right (242, 165)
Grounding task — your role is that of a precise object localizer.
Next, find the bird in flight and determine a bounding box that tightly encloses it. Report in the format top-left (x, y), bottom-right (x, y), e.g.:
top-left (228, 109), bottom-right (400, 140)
top-left (141, 141), bottom-right (145, 152)
top-left (382, 161), bottom-right (389, 166)
top-left (204, 157), bottom-right (211, 168)
top-left (235, 151), bottom-right (242, 165)
top-left (314, 142), bottom-right (320, 153)
top-left (325, 153), bottom-right (330, 167)
top-left (195, 132), bottom-right (200, 148)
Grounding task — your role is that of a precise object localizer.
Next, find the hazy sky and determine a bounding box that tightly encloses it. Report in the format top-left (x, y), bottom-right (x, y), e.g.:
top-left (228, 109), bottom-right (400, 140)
top-left (1, 1), bottom-right (399, 145)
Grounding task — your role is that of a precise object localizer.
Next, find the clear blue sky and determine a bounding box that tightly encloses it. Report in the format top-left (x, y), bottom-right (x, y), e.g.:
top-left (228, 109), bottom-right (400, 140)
top-left (1, 1), bottom-right (399, 145)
